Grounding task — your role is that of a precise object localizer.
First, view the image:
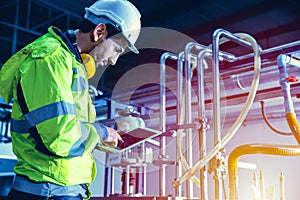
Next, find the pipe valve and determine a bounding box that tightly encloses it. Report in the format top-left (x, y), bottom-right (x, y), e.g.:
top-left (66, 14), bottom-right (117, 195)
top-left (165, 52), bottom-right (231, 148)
top-left (286, 76), bottom-right (298, 83)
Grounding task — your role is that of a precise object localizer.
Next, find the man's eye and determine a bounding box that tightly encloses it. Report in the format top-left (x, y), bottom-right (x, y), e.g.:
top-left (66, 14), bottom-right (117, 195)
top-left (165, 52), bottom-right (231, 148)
top-left (115, 47), bottom-right (123, 53)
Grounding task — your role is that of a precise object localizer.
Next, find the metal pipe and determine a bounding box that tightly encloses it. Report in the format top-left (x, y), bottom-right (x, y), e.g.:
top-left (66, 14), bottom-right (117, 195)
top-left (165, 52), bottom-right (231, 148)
top-left (175, 41), bottom-right (235, 198)
top-left (212, 28), bottom-right (259, 145)
top-left (175, 46), bottom-right (209, 197)
top-left (160, 52), bottom-right (178, 197)
top-left (173, 30), bottom-right (261, 191)
top-left (277, 54), bottom-right (300, 144)
top-left (179, 41), bottom-right (235, 198)
top-left (197, 50), bottom-right (211, 200)
top-left (212, 29), bottom-right (260, 200)
top-left (233, 40), bottom-right (300, 62)
top-left (277, 54), bottom-right (300, 113)
top-left (143, 165), bottom-right (147, 195)
top-left (228, 144), bottom-right (300, 199)
top-left (184, 43), bottom-right (195, 199)
top-left (176, 52), bottom-right (185, 197)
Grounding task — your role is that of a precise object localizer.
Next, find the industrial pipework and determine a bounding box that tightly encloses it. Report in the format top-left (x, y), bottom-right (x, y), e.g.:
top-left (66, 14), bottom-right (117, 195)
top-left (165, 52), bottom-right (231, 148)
top-left (173, 29), bottom-right (261, 200)
top-left (228, 144), bottom-right (300, 199)
top-left (277, 54), bottom-right (300, 144)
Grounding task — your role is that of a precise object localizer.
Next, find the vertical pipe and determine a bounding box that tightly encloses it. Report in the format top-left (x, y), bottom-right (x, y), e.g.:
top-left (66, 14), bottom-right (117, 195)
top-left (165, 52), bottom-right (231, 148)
top-left (280, 171), bottom-right (285, 200)
top-left (26, 0), bottom-right (31, 29)
top-left (12, 0), bottom-right (20, 55)
top-left (212, 29), bottom-right (223, 144)
top-left (197, 50), bottom-right (211, 200)
top-left (253, 172), bottom-right (258, 189)
top-left (104, 167), bottom-right (111, 197)
top-left (176, 52), bottom-right (185, 197)
top-left (173, 43), bottom-right (235, 195)
top-left (277, 54), bottom-right (300, 144)
top-left (184, 49), bottom-right (193, 199)
top-left (160, 52), bottom-right (178, 197)
top-left (125, 166), bottom-right (130, 195)
top-left (277, 54), bottom-right (295, 114)
top-left (143, 165), bottom-right (147, 195)
top-left (212, 29), bottom-right (257, 200)
top-left (182, 42), bottom-right (207, 198)
top-left (212, 29), bottom-right (223, 200)
top-left (259, 170), bottom-right (265, 200)
top-left (111, 167), bottom-right (115, 195)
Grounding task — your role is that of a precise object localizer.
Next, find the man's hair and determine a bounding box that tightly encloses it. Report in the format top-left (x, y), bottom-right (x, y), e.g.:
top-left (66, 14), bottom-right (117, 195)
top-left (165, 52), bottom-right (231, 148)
top-left (78, 18), bottom-right (121, 38)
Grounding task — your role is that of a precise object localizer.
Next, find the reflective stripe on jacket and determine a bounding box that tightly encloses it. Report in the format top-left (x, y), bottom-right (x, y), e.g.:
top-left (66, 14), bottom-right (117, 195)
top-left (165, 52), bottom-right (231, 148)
top-left (0, 26), bottom-right (104, 189)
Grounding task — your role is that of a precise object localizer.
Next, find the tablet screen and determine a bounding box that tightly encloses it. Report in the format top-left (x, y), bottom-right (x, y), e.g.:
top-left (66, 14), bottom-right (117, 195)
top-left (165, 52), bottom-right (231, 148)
top-left (96, 127), bottom-right (161, 154)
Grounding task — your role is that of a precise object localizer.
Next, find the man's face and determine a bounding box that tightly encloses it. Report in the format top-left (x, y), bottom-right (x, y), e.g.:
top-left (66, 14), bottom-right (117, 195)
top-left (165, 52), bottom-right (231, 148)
top-left (89, 36), bottom-right (128, 68)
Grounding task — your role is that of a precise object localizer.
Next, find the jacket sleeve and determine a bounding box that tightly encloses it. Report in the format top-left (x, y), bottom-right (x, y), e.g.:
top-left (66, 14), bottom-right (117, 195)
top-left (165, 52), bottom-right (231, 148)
top-left (18, 44), bottom-right (105, 157)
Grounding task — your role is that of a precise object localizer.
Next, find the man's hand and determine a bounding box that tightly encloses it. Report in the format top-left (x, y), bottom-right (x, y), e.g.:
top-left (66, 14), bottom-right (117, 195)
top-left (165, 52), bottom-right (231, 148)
top-left (102, 126), bottom-right (123, 147)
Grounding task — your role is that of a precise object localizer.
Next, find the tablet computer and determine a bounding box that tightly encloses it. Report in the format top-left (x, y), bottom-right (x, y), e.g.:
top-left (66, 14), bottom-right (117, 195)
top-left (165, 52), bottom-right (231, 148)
top-left (96, 127), bottom-right (162, 154)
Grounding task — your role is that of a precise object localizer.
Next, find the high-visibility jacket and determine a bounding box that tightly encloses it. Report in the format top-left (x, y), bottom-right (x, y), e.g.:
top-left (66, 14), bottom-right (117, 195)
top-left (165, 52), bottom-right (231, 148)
top-left (0, 27), bottom-right (107, 193)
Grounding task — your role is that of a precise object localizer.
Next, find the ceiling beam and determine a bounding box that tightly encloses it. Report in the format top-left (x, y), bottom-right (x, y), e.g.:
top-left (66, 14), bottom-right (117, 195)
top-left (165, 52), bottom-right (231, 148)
top-left (0, 21), bottom-right (42, 36)
top-left (35, 0), bottom-right (81, 19)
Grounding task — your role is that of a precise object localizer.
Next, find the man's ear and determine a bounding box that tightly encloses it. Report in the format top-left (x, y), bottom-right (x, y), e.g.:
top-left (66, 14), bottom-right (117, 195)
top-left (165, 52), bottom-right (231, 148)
top-left (92, 23), bottom-right (106, 42)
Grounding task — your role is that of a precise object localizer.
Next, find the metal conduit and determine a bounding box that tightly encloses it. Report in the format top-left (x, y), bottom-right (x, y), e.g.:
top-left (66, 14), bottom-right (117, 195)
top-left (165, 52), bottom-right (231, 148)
top-left (175, 42), bottom-right (236, 198)
top-left (197, 50), bottom-right (212, 200)
top-left (212, 29), bottom-right (257, 146)
top-left (175, 43), bottom-right (209, 199)
top-left (176, 52), bottom-right (184, 197)
top-left (277, 54), bottom-right (300, 145)
top-left (180, 43), bottom-right (213, 199)
top-left (173, 30), bottom-right (261, 200)
top-left (159, 52), bottom-right (178, 197)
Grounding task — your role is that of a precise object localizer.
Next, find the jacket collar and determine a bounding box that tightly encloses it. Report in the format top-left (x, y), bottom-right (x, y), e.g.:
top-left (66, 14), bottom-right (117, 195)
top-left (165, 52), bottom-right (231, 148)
top-left (48, 26), bottom-right (82, 62)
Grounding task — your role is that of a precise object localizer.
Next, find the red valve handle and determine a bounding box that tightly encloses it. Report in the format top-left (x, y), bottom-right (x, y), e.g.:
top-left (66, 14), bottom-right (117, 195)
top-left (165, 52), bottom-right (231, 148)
top-left (286, 76), bottom-right (298, 83)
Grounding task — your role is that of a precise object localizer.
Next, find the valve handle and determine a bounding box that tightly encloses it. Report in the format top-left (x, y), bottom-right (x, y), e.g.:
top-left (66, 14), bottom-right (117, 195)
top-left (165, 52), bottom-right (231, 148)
top-left (286, 76), bottom-right (298, 83)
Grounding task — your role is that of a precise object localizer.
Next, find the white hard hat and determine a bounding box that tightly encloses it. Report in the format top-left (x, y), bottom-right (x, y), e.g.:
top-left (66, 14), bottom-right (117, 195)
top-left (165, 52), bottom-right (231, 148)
top-left (84, 0), bottom-right (141, 54)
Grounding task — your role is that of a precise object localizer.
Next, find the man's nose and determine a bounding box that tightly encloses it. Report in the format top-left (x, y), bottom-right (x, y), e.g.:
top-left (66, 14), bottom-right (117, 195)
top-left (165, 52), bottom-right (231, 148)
top-left (108, 56), bottom-right (117, 65)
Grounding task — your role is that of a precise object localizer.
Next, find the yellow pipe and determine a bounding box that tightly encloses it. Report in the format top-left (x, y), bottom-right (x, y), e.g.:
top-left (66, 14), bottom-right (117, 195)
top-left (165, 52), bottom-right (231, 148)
top-left (259, 170), bottom-right (265, 200)
top-left (228, 144), bottom-right (300, 200)
top-left (280, 171), bottom-right (285, 200)
top-left (286, 112), bottom-right (300, 145)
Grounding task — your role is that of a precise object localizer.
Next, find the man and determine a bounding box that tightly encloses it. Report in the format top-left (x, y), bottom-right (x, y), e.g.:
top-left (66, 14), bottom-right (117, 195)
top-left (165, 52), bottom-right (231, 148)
top-left (0, 0), bottom-right (141, 199)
